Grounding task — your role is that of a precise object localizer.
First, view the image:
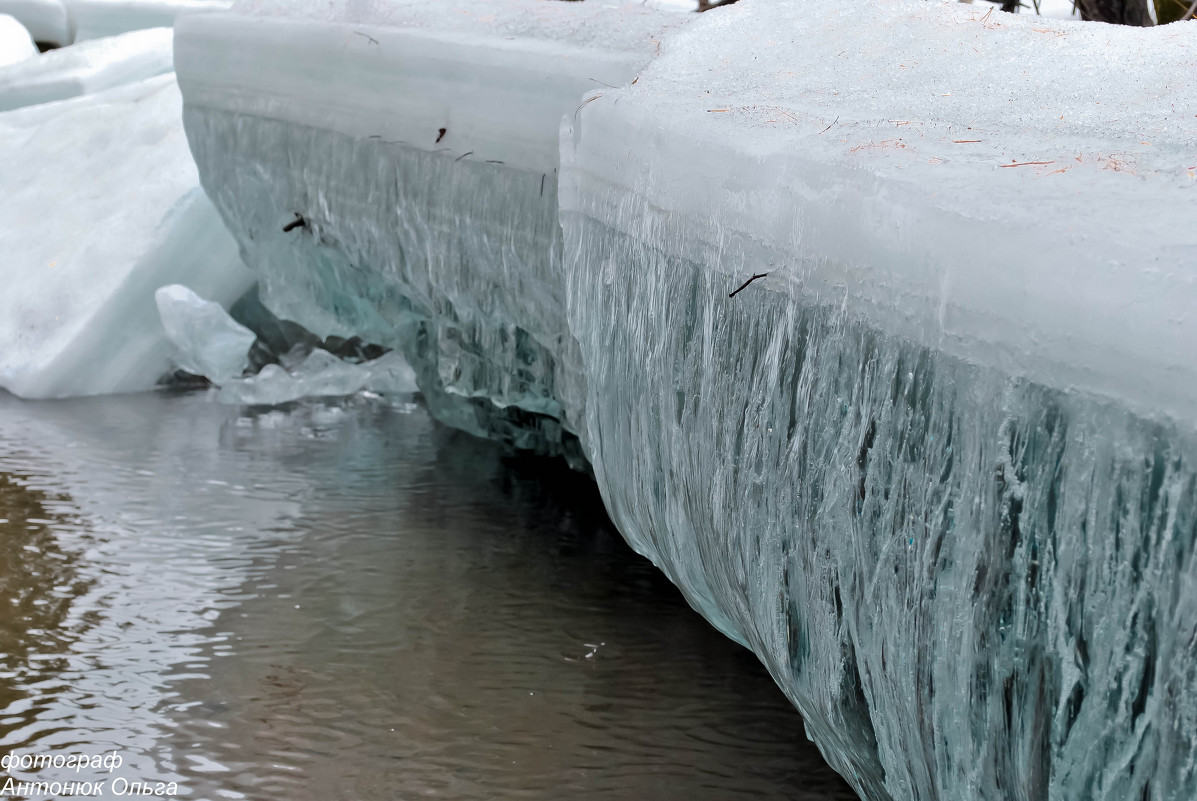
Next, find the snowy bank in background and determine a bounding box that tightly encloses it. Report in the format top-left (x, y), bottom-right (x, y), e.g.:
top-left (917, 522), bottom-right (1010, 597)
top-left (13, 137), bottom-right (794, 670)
top-left (0, 14), bottom-right (36, 64)
top-left (0, 74), bottom-right (252, 399)
top-left (561, 1), bottom-right (1197, 799)
top-left (0, 0), bottom-right (72, 46)
top-left (176, 0), bottom-right (686, 456)
top-left (66, 0), bottom-right (229, 42)
top-left (0, 25), bottom-right (171, 110)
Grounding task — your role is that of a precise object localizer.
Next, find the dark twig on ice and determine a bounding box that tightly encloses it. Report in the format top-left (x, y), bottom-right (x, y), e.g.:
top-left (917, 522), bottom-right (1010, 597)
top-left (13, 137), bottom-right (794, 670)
top-left (729, 273), bottom-right (768, 298)
top-left (282, 214), bottom-right (307, 233)
top-left (436, 127), bottom-right (447, 143)
top-left (454, 151), bottom-right (474, 162)
top-left (353, 31), bottom-right (379, 45)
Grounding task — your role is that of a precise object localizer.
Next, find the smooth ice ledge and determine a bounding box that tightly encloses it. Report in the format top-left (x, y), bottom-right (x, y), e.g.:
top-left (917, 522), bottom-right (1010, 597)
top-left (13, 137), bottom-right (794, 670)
top-left (67, 0), bottom-right (229, 42)
top-left (0, 26), bottom-right (171, 111)
top-left (0, 74), bottom-right (252, 399)
top-left (0, 14), bottom-right (35, 64)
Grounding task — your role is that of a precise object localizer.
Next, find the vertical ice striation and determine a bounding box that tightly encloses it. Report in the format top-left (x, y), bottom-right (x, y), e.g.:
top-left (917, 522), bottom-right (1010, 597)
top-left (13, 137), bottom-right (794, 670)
top-left (560, 1), bottom-right (1197, 799)
top-left (175, 0), bottom-right (685, 458)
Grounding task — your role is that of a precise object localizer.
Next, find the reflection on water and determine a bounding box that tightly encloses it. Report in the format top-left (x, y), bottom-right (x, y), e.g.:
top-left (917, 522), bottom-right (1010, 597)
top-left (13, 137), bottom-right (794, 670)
top-left (0, 391), bottom-right (856, 800)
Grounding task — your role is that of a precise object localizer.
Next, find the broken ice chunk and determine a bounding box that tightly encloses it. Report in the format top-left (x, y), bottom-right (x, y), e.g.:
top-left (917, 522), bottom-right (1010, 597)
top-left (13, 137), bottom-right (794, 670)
top-left (360, 351), bottom-right (417, 396)
top-left (0, 26), bottom-right (172, 111)
top-left (0, 14), bottom-right (36, 66)
top-left (155, 284), bottom-right (256, 384)
top-left (218, 349), bottom-right (417, 406)
top-left (0, 0), bottom-right (72, 48)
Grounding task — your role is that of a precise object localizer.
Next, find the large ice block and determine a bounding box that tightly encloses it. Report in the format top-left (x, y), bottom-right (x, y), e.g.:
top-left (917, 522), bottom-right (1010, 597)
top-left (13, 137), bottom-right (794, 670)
top-left (0, 0), bottom-right (72, 46)
top-left (0, 74), bottom-right (253, 399)
top-left (175, 0), bottom-right (687, 456)
top-left (66, 0), bottom-right (228, 41)
top-left (0, 13), bottom-right (35, 64)
top-left (0, 26), bottom-right (171, 110)
top-left (561, 1), bottom-right (1197, 800)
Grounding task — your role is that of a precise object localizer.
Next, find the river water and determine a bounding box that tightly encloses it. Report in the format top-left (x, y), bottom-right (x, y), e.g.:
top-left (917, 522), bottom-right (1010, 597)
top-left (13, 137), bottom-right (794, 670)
top-left (0, 390), bottom-right (856, 800)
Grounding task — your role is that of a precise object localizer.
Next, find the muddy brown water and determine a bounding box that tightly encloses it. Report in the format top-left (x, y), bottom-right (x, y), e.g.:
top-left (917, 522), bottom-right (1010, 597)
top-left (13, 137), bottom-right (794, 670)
top-left (0, 391), bottom-right (857, 801)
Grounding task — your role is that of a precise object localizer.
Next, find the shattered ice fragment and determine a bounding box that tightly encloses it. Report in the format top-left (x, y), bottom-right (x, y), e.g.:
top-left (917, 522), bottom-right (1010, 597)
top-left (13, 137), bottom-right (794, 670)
top-left (218, 348), bottom-right (417, 406)
top-left (155, 284), bottom-right (256, 384)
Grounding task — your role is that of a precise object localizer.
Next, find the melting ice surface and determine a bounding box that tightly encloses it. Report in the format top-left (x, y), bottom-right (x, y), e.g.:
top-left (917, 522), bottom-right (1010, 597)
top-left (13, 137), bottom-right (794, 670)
top-left (169, 0), bottom-right (1197, 799)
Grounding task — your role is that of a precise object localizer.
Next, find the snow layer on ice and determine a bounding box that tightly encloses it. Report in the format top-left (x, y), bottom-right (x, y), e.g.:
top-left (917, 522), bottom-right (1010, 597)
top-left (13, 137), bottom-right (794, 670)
top-left (0, 26), bottom-right (170, 111)
top-left (564, 0), bottom-right (1197, 428)
top-left (177, 0), bottom-right (683, 456)
top-left (155, 284), bottom-right (255, 383)
top-left (560, 1), bottom-right (1197, 800)
top-left (177, 0), bottom-right (684, 173)
top-left (0, 0), bottom-right (72, 46)
top-left (67, 0), bottom-right (228, 42)
top-left (219, 349), bottom-right (417, 406)
top-left (0, 74), bottom-right (253, 399)
top-left (0, 13), bottom-right (35, 64)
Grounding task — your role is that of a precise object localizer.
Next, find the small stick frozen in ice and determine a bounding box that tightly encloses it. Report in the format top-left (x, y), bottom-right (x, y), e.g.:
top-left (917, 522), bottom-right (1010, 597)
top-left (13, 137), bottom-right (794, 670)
top-left (729, 273), bottom-right (768, 298)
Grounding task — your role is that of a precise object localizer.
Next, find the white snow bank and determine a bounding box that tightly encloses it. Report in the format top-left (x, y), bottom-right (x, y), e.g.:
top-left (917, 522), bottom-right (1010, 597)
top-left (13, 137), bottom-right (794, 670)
top-left (219, 350), bottom-right (417, 405)
top-left (155, 284), bottom-right (255, 383)
top-left (0, 0), bottom-right (72, 46)
top-left (0, 26), bottom-right (170, 111)
top-left (563, 0), bottom-right (1197, 428)
top-left (67, 0), bottom-right (228, 42)
top-left (0, 74), bottom-right (253, 399)
top-left (0, 13), bottom-right (35, 64)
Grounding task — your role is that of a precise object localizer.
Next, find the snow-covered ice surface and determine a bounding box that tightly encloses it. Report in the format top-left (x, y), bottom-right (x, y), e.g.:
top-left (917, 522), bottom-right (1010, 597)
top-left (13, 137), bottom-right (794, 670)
top-left (66, 0), bottom-right (228, 41)
top-left (0, 0), bottom-right (72, 46)
top-left (218, 349), bottom-right (417, 406)
top-left (0, 26), bottom-right (171, 111)
top-left (0, 74), bottom-right (252, 399)
top-left (155, 284), bottom-right (255, 383)
top-left (560, 1), bottom-right (1197, 800)
top-left (177, 0), bottom-right (686, 457)
top-left (0, 13), bottom-right (35, 64)
top-left (177, 0), bottom-right (1197, 798)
